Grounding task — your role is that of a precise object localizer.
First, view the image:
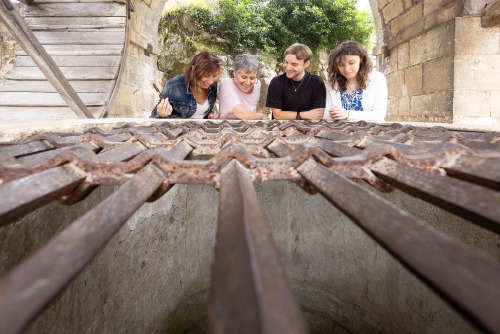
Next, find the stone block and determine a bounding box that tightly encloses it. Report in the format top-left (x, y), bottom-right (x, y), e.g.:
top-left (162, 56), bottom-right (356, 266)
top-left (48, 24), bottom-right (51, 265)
top-left (453, 115), bottom-right (498, 126)
top-left (454, 90), bottom-right (490, 118)
top-left (423, 56), bottom-right (454, 94)
top-left (389, 20), bottom-right (425, 49)
top-left (491, 90), bottom-right (500, 119)
top-left (405, 65), bottom-right (423, 96)
top-left (386, 98), bottom-right (399, 117)
top-left (383, 0), bottom-right (405, 23)
top-left (455, 55), bottom-right (500, 90)
top-left (391, 3), bottom-right (423, 36)
top-left (411, 91), bottom-right (453, 118)
top-left (399, 96), bottom-right (411, 115)
top-left (390, 48), bottom-right (398, 71)
top-left (397, 42), bottom-right (409, 70)
top-left (378, 0), bottom-right (390, 11)
top-left (409, 22), bottom-right (455, 66)
top-left (388, 70), bottom-right (405, 98)
top-left (424, 2), bottom-right (462, 30)
top-left (455, 17), bottom-right (500, 55)
top-left (423, 0), bottom-right (455, 16)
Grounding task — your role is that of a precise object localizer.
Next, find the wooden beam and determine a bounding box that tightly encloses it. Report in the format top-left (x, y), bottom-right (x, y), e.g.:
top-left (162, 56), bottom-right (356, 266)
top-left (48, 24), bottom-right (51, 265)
top-left (482, 0), bottom-right (500, 28)
top-left (0, 0), bottom-right (94, 119)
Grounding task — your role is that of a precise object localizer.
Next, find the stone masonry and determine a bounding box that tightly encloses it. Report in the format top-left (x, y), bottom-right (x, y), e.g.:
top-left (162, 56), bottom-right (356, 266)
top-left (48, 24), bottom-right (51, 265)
top-left (371, 0), bottom-right (500, 125)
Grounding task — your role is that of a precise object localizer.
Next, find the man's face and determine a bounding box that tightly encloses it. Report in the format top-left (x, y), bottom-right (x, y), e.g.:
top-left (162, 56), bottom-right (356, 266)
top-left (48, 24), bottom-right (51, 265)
top-left (284, 54), bottom-right (310, 81)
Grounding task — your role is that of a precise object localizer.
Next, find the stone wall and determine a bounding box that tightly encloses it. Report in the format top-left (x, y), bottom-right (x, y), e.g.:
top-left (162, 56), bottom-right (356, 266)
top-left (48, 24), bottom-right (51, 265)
top-left (0, 21), bottom-right (18, 86)
top-left (371, 0), bottom-right (499, 125)
top-left (110, 0), bottom-right (168, 118)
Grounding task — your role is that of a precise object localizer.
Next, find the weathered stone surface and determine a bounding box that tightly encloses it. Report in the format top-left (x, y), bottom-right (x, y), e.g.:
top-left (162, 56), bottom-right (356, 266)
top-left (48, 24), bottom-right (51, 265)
top-left (455, 54), bottom-right (500, 90)
top-left (423, 56), bottom-right (454, 93)
top-left (491, 90), bottom-right (500, 118)
top-left (383, 0), bottom-right (405, 23)
top-left (405, 64), bottom-right (423, 96)
top-left (391, 2), bottom-right (423, 36)
top-left (388, 69), bottom-right (405, 98)
top-left (397, 41), bottom-right (409, 70)
top-left (455, 17), bottom-right (500, 55)
top-left (454, 90), bottom-right (491, 118)
top-left (424, 1), bottom-right (463, 30)
top-left (424, 0), bottom-right (456, 16)
top-left (398, 95), bottom-right (411, 115)
top-left (409, 21), bottom-right (455, 66)
top-left (411, 90), bottom-right (453, 119)
top-left (0, 23), bottom-right (18, 86)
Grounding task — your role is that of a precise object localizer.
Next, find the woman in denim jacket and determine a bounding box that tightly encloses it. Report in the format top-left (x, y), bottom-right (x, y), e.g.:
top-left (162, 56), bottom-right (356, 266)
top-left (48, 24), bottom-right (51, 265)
top-left (150, 51), bottom-right (222, 119)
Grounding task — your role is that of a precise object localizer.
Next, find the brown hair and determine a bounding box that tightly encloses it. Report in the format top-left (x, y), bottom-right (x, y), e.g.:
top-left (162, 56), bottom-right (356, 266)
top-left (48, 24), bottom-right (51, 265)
top-left (184, 51), bottom-right (222, 91)
top-left (284, 43), bottom-right (313, 63)
top-left (327, 40), bottom-right (373, 92)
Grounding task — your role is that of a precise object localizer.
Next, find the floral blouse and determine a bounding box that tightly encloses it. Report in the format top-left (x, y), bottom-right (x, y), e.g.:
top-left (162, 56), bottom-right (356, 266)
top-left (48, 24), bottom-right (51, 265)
top-left (341, 89), bottom-right (363, 111)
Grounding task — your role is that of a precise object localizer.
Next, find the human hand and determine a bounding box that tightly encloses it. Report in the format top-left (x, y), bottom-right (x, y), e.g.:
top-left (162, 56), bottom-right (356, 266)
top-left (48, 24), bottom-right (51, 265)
top-left (158, 98), bottom-right (173, 117)
top-left (259, 114), bottom-right (269, 120)
top-left (329, 106), bottom-right (348, 120)
top-left (303, 108), bottom-right (324, 121)
top-left (208, 111), bottom-right (219, 119)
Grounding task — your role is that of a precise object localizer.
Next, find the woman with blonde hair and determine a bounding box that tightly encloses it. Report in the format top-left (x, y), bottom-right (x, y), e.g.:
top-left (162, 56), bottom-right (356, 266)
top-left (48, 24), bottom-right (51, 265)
top-left (325, 40), bottom-right (387, 122)
top-left (150, 51), bottom-right (222, 119)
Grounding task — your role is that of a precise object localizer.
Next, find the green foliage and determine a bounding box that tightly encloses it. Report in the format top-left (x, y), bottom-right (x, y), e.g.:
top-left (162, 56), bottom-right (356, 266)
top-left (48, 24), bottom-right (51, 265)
top-left (161, 0), bottom-right (374, 57)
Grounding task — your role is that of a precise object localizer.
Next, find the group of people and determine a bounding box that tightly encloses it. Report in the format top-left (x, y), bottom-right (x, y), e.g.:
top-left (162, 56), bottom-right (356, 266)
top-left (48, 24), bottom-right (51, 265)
top-left (150, 41), bottom-right (388, 122)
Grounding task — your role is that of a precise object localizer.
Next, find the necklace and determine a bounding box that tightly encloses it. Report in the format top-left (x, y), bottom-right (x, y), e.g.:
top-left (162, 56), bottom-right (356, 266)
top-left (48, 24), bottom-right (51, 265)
top-left (290, 72), bottom-right (307, 92)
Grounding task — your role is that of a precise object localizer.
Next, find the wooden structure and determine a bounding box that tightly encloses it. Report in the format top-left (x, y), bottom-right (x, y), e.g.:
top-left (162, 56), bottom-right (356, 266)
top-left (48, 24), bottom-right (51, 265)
top-left (0, 0), bottom-right (129, 120)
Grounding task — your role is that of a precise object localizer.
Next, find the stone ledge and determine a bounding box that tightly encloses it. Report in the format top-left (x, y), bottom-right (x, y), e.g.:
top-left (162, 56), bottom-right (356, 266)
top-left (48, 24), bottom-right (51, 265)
top-left (1, 118), bottom-right (498, 143)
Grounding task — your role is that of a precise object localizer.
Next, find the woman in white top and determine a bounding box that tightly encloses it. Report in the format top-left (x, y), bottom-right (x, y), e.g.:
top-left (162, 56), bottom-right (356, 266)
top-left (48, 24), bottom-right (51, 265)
top-left (218, 54), bottom-right (268, 120)
top-left (324, 40), bottom-right (387, 122)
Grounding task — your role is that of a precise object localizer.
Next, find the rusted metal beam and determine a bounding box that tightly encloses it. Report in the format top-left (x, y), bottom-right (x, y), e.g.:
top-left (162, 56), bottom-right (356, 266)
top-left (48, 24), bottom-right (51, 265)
top-left (0, 164), bottom-right (165, 334)
top-left (297, 159), bottom-right (500, 334)
top-left (209, 160), bottom-right (307, 334)
top-left (371, 157), bottom-right (500, 234)
top-left (0, 165), bottom-right (86, 226)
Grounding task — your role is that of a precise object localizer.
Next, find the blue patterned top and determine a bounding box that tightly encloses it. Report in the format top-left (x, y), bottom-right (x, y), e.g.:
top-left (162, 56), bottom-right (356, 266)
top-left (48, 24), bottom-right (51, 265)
top-left (341, 89), bottom-right (363, 111)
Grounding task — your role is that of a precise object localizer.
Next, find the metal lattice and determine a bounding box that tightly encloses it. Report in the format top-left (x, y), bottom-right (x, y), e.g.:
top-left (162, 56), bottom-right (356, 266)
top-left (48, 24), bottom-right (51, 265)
top-left (0, 120), bottom-right (499, 334)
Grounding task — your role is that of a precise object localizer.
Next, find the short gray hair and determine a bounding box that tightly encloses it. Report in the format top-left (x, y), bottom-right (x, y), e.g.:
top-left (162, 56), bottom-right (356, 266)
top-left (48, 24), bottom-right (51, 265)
top-left (233, 54), bottom-right (261, 75)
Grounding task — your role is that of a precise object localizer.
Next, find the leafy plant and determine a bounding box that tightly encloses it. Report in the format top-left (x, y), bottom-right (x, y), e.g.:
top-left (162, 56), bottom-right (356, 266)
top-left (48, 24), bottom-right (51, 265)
top-left (160, 0), bottom-right (374, 57)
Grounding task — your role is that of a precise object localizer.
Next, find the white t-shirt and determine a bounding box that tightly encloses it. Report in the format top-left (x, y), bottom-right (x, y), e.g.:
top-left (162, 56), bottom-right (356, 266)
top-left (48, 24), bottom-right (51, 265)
top-left (190, 99), bottom-right (209, 119)
top-left (219, 77), bottom-right (261, 119)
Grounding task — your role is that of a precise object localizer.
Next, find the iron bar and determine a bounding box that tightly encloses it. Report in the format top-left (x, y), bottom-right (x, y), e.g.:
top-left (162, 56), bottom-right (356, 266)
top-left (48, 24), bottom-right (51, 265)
top-left (0, 164), bottom-right (165, 334)
top-left (0, 165), bottom-right (86, 226)
top-left (371, 158), bottom-right (500, 233)
top-left (209, 160), bottom-right (308, 334)
top-left (296, 159), bottom-right (500, 334)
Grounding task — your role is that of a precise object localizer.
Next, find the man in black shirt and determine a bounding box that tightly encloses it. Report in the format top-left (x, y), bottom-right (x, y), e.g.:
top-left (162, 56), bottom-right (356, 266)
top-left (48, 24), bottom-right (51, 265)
top-left (266, 43), bottom-right (326, 120)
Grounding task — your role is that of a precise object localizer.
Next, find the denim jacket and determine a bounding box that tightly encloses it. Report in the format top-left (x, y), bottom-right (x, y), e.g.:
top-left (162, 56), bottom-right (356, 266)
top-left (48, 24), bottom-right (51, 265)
top-left (150, 75), bottom-right (218, 119)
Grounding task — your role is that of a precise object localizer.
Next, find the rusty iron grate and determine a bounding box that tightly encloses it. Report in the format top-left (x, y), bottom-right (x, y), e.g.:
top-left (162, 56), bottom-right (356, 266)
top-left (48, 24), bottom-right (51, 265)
top-left (0, 120), bottom-right (499, 333)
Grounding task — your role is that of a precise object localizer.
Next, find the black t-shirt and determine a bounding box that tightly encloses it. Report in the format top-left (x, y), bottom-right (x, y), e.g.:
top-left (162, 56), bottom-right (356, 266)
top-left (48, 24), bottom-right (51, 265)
top-left (265, 71), bottom-right (326, 112)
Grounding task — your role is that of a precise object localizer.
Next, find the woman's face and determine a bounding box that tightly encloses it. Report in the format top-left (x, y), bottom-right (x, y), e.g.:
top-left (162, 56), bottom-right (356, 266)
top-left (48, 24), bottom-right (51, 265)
top-left (198, 71), bottom-right (220, 90)
top-left (233, 69), bottom-right (257, 94)
top-left (336, 55), bottom-right (361, 81)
